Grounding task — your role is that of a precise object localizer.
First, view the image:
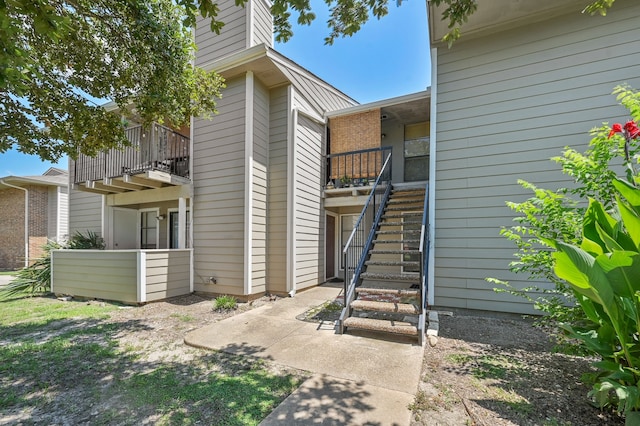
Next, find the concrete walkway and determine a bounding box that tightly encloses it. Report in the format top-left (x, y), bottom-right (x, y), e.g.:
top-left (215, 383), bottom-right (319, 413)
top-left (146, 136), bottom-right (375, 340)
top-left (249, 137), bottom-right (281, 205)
top-left (185, 284), bottom-right (425, 425)
top-left (0, 275), bottom-right (15, 287)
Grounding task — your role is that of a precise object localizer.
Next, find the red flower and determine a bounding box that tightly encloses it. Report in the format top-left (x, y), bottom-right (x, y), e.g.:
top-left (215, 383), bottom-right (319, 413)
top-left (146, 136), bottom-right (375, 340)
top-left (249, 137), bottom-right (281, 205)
top-left (624, 121), bottom-right (640, 139)
top-left (609, 123), bottom-right (623, 138)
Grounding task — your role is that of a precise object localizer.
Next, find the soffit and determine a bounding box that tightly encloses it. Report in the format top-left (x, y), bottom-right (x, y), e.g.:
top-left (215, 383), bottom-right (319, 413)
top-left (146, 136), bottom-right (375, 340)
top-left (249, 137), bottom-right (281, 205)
top-left (428, 0), bottom-right (585, 46)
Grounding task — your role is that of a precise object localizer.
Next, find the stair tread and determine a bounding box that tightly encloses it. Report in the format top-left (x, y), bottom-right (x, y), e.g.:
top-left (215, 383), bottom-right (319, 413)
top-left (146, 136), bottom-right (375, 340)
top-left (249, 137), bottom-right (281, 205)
top-left (383, 213), bottom-right (422, 219)
top-left (376, 229), bottom-right (421, 234)
top-left (351, 299), bottom-right (419, 314)
top-left (356, 287), bottom-right (419, 296)
top-left (365, 260), bottom-right (420, 266)
top-left (343, 317), bottom-right (418, 336)
top-left (361, 272), bottom-right (420, 282)
top-left (379, 221), bottom-right (421, 227)
top-left (370, 249), bottom-right (420, 254)
top-left (388, 199), bottom-right (424, 204)
top-left (373, 239), bottom-right (420, 244)
top-left (385, 206), bottom-right (423, 211)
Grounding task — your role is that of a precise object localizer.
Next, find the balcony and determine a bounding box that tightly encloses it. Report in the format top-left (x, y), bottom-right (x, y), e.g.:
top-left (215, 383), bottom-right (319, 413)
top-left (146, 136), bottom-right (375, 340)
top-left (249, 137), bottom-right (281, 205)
top-left (324, 146), bottom-right (392, 207)
top-left (73, 123), bottom-right (190, 194)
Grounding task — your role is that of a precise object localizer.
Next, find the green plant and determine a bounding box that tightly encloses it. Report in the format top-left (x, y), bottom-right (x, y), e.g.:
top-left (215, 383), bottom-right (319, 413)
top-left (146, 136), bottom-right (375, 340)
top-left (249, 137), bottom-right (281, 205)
top-left (0, 231), bottom-right (106, 299)
top-left (548, 178), bottom-right (640, 415)
top-left (213, 295), bottom-right (237, 311)
top-left (491, 85), bottom-right (640, 334)
top-left (67, 231), bottom-right (106, 250)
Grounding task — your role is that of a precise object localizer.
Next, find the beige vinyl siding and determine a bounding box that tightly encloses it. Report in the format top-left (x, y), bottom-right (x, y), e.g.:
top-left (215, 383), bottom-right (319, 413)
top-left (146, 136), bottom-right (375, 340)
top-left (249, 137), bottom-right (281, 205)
top-left (274, 62), bottom-right (356, 115)
top-left (145, 250), bottom-right (191, 301)
top-left (252, 0), bottom-right (273, 47)
top-left (433, 0), bottom-right (640, 313)
top-left (68, 188), bottom-right (102, 236)
top-left (52, 250), bottom-right (138, 303)
top-left (195, 4), bottom-right (247, 66)
top-left (58, 186), bottom-right (68, 240)
top-left (294, 114), bottom-right (325, 289)
top-left (267, 86), bottom-right (289, 294)
top-left (47, 187), bottom-right (58, 240)
top-left (251, 79), bottom-right (269, 294)
top-left (192, 77), bottom-right (246, 294)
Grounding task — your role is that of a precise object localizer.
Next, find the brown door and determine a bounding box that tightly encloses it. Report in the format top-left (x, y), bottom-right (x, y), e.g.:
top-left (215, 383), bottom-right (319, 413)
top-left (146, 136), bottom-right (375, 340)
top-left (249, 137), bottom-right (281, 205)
top-left (326, 215), bottom-right (336, 279)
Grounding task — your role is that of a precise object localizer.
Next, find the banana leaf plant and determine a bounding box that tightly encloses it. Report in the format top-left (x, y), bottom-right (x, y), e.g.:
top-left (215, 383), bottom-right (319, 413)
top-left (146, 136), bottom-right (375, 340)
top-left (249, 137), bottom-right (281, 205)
top-left (545, 178), bottom-right (640, 418)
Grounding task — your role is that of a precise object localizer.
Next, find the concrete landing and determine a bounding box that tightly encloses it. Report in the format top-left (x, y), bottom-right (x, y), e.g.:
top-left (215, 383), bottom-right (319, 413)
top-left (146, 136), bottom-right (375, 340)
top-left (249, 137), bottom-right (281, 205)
top-left (184, 284), bottom-right (425, 425)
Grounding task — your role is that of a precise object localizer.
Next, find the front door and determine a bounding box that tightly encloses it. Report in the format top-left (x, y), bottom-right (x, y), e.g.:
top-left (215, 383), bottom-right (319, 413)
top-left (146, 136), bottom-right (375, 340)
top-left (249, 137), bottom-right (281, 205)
top-left (326, 215), bottom-right (336, 279)
top-left (113, 208), bottom-right (138, 249)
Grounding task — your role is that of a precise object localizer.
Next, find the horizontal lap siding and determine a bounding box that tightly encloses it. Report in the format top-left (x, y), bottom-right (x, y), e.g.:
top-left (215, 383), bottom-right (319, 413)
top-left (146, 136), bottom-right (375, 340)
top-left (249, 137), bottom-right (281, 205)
top-left (252, 0), bottom-right (273, 47)
top-left (252, 80), bottom-right (269, 294)
top-left (52, 251), bottom-right (138, 303)
top-left (294, 115), bottom-right (324, 289)
top-left (433, 0), bottom-right (640, 313)
top-left (193, 77), bottom-right (246, 293)
top-left (145, 250), bottom-right (191, 301)
top-left (68, 189), bottom-right (102, 236)
top-left (275, 64), bottom-right (356, 115)
top-left (58, 187), bottom-right (68, 240)
top-left (267, 87), bottom-right (289, 294)
top-left (195, 4), bottom-right (246, 66)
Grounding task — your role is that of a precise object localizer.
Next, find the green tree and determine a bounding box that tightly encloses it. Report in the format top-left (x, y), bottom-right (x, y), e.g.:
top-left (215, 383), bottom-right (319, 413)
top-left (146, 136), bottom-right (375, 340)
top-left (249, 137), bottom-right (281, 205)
top-left (1, 0), bottom-right (224, 161)
top-left (0, 0), bottom-right (620, 162)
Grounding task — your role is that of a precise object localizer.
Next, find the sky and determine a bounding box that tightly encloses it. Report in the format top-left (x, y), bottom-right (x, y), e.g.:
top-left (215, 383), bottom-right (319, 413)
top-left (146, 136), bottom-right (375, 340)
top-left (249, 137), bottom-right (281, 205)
top-left (1, 0), bottom-right (430, 177)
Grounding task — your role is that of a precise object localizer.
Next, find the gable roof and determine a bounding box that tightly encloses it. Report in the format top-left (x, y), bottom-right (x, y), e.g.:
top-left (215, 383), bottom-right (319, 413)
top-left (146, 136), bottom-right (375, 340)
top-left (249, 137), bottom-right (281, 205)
top-left (201, 43), bottom-right (358, 119)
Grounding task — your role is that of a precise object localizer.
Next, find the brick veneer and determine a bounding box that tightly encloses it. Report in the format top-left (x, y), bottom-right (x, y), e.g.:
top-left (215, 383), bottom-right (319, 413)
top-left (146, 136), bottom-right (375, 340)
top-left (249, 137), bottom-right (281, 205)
top-left (0, 185), bottom-right (50, 270)
top-left (328, 110), bottom-right (381, 180)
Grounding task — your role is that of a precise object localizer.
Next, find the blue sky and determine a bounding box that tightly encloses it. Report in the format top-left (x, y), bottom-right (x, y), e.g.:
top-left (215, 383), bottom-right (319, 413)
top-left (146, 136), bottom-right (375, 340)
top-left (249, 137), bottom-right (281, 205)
top-left (1, 0), bottom-right (430, 177)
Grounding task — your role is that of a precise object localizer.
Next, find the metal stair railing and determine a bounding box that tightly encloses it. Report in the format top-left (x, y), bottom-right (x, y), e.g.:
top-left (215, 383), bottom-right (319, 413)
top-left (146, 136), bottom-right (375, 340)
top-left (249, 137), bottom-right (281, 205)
top-left (338, 153), bottom-right (392, 334)
top-left (418, 182), bottom-right (430, 346)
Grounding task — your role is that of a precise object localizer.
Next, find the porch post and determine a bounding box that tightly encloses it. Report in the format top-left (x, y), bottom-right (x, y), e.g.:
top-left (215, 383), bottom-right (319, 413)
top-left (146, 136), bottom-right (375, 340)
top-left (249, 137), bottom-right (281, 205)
top-left (178, 197), bottom-right (187, 249)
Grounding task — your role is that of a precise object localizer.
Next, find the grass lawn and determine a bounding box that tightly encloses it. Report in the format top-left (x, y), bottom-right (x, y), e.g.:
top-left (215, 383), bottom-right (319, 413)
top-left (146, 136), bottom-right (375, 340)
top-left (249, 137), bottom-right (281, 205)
top-left (0, 294), bottom-right (302, 425)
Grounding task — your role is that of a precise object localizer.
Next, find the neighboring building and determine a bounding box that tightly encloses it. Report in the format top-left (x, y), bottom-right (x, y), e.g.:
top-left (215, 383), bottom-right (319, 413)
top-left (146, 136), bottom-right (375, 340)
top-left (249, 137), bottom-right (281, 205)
top-left (0, 168), bottom-right (68, 270)
top-left (426, 0), bottom-right (640, 313)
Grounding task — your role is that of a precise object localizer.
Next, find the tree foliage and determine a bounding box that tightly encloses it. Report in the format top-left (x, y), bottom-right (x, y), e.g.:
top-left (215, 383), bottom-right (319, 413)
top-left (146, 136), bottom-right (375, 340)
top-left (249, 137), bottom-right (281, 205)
top-left (1, 0), bottom-right (224, 162)
top-left (0, 0), bottom-right (622, 162)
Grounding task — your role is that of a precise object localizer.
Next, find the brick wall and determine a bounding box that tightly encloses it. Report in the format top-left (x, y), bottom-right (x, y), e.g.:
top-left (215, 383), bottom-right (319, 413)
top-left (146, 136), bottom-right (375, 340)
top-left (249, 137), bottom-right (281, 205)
top-left (0, 185), bottom-right (50, 270)
top-left (0, 188), bottom-right (26, 269)
top-left (328, 109), bottom-right (381, 180)
top-left (28, 186), bottom-right (49, 262)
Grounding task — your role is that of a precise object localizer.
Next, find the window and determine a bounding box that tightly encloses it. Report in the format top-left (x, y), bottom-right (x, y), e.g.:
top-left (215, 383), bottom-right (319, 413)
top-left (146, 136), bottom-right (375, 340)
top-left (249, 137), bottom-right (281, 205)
top-left (404, 138), bottom-right (429, 182)
top-left (169, 210), bottom-right (191, 248)
top-left (404, 122), bottom-right (429, 182)
top-left (140, 210), bottom-right (158, 249)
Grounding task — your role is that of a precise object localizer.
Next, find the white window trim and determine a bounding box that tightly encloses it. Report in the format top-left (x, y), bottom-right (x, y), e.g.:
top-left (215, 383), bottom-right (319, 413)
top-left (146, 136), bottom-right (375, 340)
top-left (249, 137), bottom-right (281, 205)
top-left (139, 208), bottom-right (160, 250)
top-left (324, 211), bottom-right (339, 281)
top-left (167, 208), bottom-right (191, 249)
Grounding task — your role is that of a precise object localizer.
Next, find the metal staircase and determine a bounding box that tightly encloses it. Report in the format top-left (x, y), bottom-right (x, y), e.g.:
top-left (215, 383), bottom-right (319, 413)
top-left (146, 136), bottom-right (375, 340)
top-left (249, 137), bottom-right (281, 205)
top-left (338, 182), bottom-right (429, 345)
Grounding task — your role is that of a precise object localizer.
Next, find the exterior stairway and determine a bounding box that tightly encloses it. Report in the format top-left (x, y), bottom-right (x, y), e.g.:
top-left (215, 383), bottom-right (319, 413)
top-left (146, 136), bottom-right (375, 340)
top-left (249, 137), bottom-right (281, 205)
top-left (341, 186), bottom-right (427, 343)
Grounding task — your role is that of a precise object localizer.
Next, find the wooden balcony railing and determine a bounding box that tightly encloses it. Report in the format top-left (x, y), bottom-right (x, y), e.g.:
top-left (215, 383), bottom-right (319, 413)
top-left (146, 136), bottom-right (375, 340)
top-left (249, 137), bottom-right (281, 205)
top-left (74, 123), bottom-right (190, 184)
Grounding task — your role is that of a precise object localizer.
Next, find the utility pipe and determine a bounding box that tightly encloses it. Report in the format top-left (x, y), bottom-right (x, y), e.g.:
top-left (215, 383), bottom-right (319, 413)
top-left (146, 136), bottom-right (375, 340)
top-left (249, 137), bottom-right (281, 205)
top-left (0, 179), bottom-right (29, 268)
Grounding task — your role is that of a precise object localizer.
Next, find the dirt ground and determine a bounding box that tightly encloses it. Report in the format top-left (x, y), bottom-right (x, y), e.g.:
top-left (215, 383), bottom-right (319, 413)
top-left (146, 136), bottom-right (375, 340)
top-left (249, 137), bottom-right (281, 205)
top-left (411, 311), bottom-right (625, 426)
top-left (4, 293), bottom-right (627, 425)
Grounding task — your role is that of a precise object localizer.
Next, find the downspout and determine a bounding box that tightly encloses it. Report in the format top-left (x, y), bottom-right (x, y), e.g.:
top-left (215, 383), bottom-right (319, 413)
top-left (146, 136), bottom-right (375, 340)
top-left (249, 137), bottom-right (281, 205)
top-left (1, 179), bottom-right (29, 268)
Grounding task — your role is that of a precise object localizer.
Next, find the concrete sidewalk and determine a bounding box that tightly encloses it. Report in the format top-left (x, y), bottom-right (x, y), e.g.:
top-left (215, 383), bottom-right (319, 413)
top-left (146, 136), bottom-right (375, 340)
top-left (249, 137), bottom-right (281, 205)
top-left (0, 275), bottom-right (15, 287)
top-left (185, 284), bottom-right (425, 425)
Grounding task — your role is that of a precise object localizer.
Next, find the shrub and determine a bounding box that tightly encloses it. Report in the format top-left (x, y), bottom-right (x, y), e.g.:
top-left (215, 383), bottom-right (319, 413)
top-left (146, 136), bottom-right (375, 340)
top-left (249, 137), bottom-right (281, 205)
top-left (213, 295), bottom-right (237, 311)
top-left (0, 231), bottom-right (106, 299)
top-left (491, 85), bottom-right (640, 334)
